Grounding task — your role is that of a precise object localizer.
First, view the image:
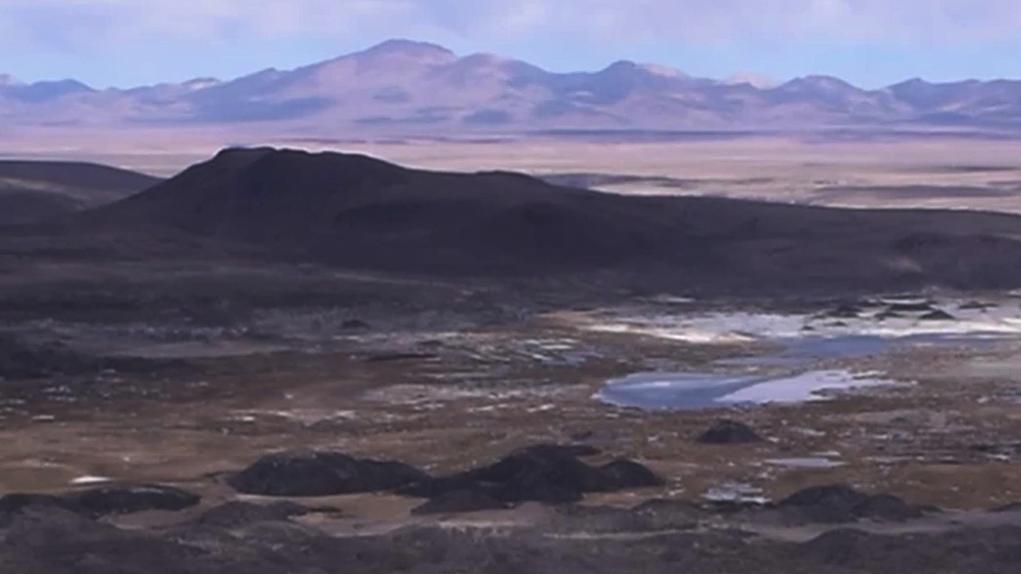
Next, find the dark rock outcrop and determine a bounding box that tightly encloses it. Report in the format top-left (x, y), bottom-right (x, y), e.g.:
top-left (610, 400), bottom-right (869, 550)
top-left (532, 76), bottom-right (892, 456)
top-left (777, 484), bottom-right (923, 524)
top-left (0, 490), bottom-right (1019, 574)
top-left (227, 451), bottom-right (428, 497)
top-left (341, 319), bottom-right (371, 330)
top-left (919, 309), bottom-right (956, 321)
top-left (798, 525), bottom-right (1021, 572)
top-left (401, 444), bottom-right (662, 505)
top-left (69, 484), bottom-right (201, 517)
top-left (697, 420), bottom-right (763, 444)
top-left (1, 484), bottom-right (200, 524)
top-left (885, 301), bottom-right (936, 313)
top-left (600, 459), bottom-right (663, 487)
top-left (823, 304), bottom-right (862, 319)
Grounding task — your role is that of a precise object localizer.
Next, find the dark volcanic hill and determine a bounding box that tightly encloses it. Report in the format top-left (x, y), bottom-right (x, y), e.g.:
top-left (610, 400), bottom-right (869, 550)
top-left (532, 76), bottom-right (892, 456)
top-left (78, 147), bottom-right (1021, 293)
top-left (0, 161), bottom-right (161, 225)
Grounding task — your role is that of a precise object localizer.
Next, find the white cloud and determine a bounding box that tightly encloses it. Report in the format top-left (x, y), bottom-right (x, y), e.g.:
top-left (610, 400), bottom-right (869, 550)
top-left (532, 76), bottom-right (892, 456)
top-left (2, 0), bottom-right (1020, 49)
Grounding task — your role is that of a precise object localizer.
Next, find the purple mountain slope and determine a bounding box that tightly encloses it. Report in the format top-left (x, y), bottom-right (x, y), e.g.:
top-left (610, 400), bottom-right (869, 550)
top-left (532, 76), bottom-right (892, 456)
top-left (4, 39), bottom-right (1021, 134)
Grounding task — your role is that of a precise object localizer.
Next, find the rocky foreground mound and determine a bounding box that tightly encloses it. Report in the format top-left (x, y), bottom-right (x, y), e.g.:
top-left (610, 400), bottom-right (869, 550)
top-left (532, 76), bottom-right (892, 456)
top-left (228, 444), bottom-right (662, 506)
top-left (1, 482), bottom-right (1019, 574)
top-left (0, 484), bottom-right (199, 524)
top-left (399, 444), bottom-right (663, 505)
top-left (0, 442), bottom-right (1015, 574)
top-left (227, 451), bottom-right (428, 497)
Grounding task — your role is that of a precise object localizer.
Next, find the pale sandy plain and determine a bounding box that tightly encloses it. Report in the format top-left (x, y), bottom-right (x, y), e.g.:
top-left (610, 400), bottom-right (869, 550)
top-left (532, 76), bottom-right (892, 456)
top-left (3, 127), bottom-right (1021, 213)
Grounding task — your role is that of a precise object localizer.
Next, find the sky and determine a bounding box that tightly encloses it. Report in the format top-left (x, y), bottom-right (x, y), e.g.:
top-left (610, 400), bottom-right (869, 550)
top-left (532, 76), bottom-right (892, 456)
top-left (2, 0), bottom-right (1021, 89)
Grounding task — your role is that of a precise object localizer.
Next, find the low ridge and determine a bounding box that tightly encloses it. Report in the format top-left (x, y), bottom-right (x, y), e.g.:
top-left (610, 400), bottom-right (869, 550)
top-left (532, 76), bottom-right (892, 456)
top-left (72, 147), bottom-right (1021, 293)
top-left (0, 160), bottom-right (162, 225)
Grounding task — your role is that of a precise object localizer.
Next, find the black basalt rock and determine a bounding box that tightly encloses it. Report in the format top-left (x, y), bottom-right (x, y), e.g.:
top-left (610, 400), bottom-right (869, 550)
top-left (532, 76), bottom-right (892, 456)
top-left (228, 451), bottom-right (428, 497)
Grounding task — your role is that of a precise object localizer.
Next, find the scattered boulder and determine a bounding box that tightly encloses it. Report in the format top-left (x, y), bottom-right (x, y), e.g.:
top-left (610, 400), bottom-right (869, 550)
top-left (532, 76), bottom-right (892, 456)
top-left (2, 485), bottom-right (200, 523)
top-left (69, 484), bottom-right (201, 517)
top-left (697, 420), bottom-right (762, 444)
top-left (228, 451), bottom-right (428, 497)
top-left (799, 525), bottom-right (1021, 571)
top-left (401, 444), bottom-right (662, 506)
top-left (779, 484), bottom-right (869, 523)
top-left (599, 459), bottom-right (663, 489)
top-left (885, 301), bottom-right (936, 313)
top-left (411, 489), bottom-right (509, 515)
top-left (777, 484), bottom-right (922, 524)
top-left (919, 310), bottom-right (956, 321)
top-left (822, 304), bottom-right (861, 319)
top-left (341, 319), bottom-right (371, 330)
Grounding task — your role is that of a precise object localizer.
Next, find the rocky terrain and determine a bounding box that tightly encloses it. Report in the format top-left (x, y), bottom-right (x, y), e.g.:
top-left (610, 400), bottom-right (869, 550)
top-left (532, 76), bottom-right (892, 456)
top-left (2, 453), bottom-right (1021, 573)
top-left (1, 149), bottom-right (1021, 572)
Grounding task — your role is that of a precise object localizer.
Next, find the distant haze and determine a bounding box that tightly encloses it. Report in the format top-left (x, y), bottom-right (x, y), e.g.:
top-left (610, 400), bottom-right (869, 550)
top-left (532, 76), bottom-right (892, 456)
top-left (6, 1), bottom-right (1021, 89)
top-left (3, 39), bottom-right (1021, 136)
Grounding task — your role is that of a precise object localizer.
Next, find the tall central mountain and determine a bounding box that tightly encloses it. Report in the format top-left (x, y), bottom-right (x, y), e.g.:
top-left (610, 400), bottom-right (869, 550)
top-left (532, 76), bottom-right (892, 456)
top-left (75, 147), bottom-right (1021, 293)
top-left (4, 39), bottom-right (1021, 134)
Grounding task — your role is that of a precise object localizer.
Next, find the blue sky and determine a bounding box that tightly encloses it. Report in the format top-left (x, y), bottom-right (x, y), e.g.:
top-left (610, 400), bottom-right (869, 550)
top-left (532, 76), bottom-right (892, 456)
top-left (2, 0), bottom-right (1021, 89)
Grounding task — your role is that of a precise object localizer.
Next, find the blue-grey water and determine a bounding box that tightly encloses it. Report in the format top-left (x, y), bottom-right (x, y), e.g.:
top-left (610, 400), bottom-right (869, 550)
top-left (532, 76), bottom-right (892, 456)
top-left (600, 333), bottom-right (1000, 410)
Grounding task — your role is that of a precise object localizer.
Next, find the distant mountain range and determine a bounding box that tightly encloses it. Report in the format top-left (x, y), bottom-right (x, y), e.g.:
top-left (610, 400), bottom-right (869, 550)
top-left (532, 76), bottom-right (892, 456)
top-left (5, 39), bottom-right (1021, 135)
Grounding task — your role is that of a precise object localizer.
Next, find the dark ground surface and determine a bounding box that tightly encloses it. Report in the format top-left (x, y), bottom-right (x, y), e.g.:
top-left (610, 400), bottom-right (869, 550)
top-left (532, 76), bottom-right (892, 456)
top-left (3, 474), bottom-right (1021, 574)
top-left (0, 160), bottom-right (160, 225)
top-left (1, 151), bottom-right (1021, 572)
top-left (0, 255), bottom-right (1018, 573)
top-left (16, 147), bottom-right (1021, 294)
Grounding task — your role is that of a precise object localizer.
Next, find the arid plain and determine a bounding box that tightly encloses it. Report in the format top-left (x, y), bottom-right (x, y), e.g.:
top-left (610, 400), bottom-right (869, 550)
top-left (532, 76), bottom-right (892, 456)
top-left (3, 132), bottom-right (1021, 573)
top-left (8, 130), bottom-right (1021, 211)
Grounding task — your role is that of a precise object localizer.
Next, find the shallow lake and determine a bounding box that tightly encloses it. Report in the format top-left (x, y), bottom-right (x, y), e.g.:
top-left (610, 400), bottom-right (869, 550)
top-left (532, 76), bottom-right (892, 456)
top-left (594, 302), bottom-right (1021, 410)
top-left (598, 368), bottom-right (893, 410)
